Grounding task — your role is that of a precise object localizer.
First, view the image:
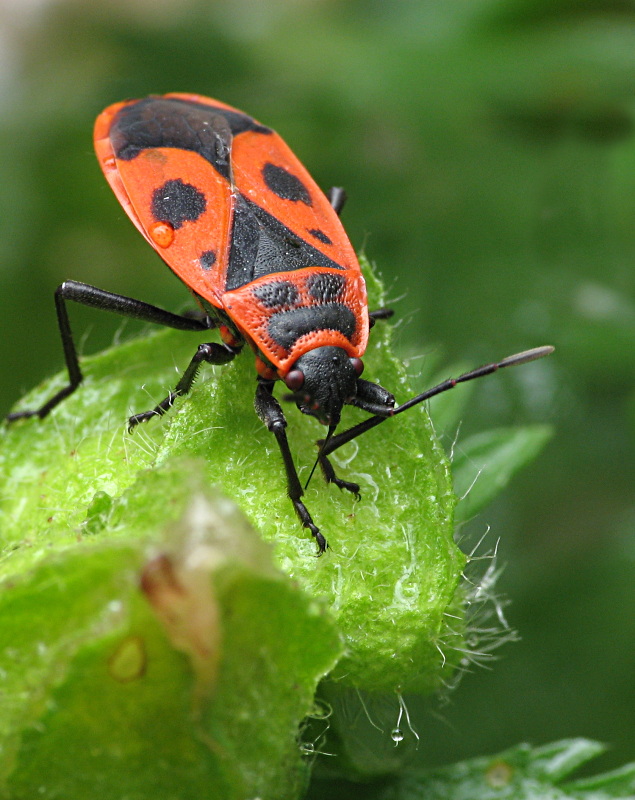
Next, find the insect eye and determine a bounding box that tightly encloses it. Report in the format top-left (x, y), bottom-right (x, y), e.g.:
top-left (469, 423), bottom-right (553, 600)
top-left (285, 369), bottom-right (305, 391)
top-left (350, 358), bottom-right (364, 377)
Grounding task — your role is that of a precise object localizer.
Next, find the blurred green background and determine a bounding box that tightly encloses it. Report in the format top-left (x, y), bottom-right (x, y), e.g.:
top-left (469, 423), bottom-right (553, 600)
top-left (1, 0), bottom-right (634, 775)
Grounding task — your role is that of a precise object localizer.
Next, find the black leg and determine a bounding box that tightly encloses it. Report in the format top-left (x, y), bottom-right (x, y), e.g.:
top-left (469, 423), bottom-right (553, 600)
top-left (318, 346), bottom-right (555, 485)
top-left (128, 342), bottom-right (239, 431)
top-left (327, 186), bottom-right (347, 216)
top-left (254, 379), bottom-right (327, 554)
top-left (318, 452), bottom-right (361, 499)
top-left (6, 280), bottom-right (215, 422)
top-left (369, 308), bottom-right (394, 327)
top-left (316, 379), bottom-right (393, 494)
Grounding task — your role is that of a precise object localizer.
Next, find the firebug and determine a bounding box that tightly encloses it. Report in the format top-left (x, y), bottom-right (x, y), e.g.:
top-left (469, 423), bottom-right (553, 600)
top-left (6, 94), bottom-right (553, 553)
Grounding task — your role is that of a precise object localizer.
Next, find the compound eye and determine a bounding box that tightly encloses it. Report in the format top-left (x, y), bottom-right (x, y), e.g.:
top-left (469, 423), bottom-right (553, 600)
top-left (350, 357), bottom-right (364, 377)
top-left (284, 369), bottom-right (305, 391)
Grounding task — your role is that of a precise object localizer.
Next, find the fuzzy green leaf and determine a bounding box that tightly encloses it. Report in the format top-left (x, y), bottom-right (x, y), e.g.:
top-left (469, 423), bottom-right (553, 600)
top-left (0, 260), bottom-right (473, 795)
top-left (308, 739), bottom-right (635, 800)
top-left (1, 259), bottom-right (464, 696)
top-left (0, 475), bottom-right (342, 799)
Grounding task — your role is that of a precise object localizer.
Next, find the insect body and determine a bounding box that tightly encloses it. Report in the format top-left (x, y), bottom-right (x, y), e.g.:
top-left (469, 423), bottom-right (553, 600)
top-left (7, 94), bottom-right (553, 553)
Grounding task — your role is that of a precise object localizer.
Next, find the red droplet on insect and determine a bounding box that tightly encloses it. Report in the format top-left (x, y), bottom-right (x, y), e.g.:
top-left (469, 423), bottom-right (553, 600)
top-left (102, 156), bottom-right (116, 170)
top-left (149, 221), bottom-right (175, 248)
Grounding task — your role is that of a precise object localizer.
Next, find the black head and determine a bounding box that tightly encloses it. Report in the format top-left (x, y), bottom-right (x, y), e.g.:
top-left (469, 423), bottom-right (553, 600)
top-left (284, 346), bottom-right (364, 426)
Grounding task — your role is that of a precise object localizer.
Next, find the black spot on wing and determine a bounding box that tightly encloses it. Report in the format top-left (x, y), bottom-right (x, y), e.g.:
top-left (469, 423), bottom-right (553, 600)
top-left (151, 179), bottom-right (206, 229)
top-left (226, 194), bottom-right (344, 291)
top-left (111, 96), bottom-right (272, 180)
top-left (308, 228), bottom-right (332, 245)
top-left (199, 250), bottom-right (217, 270)
top-left (268, 304), bottom-right (356, 350)
top-left (263, 163), bottom-right (312, 205)
top-left (253, 281), bottom-right (300, 309)
top-left (307, 273), bottom-right (346, 303)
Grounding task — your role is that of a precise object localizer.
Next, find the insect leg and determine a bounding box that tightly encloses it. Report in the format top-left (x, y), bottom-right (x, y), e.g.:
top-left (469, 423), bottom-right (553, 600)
top-left (317, 379), bottom-right (394, 496)
top-left (318, 346), bottom-right (555, 483)
top-left (254, 379), bottom-right (328, 554)
top-left (128, 342), bottom-right (239, 431)
top-left (6, 280), bottom-right (214, 422)
top-left (327, 186), bottom-right (347, 216)
top-left (317, 450), bottom-right (361, 498)
top-left (369, 308), bottom-right (394, 326)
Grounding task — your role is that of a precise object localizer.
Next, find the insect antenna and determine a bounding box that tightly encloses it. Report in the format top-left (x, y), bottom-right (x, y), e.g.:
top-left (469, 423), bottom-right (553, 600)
top-left (321, 345), bottom-right (555, 458)
top-left (392, 345), bottom-right (555, 418)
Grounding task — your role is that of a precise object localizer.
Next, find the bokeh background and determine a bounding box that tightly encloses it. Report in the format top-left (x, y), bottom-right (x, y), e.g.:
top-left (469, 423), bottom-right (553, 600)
top-left (1, 0), bottom-right (634, 775)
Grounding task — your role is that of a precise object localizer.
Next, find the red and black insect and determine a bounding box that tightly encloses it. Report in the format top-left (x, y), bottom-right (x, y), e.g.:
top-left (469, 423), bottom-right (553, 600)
top-left (6, 94), bottom-right (553, 553)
